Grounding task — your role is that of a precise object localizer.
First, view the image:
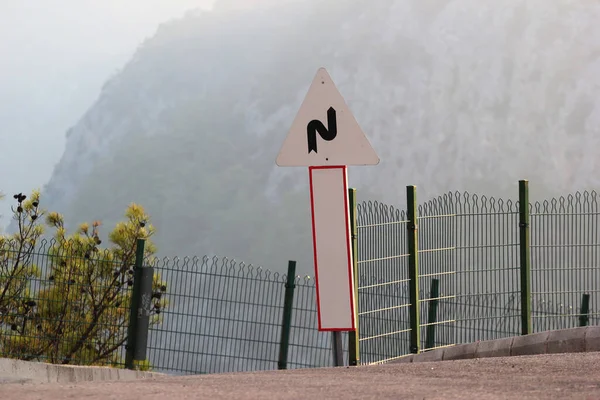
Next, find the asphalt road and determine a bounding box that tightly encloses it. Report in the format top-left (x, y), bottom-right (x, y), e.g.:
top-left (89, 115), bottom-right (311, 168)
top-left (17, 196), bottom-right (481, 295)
top-left (1, 352), bottom-right (599, 399)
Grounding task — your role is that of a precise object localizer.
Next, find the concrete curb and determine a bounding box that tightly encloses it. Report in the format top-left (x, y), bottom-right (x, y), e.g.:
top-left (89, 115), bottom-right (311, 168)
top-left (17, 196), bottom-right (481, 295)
top-left (0, 357), bottom-right (164, 384)
top-left (392, 326), bottom-right (600, 364)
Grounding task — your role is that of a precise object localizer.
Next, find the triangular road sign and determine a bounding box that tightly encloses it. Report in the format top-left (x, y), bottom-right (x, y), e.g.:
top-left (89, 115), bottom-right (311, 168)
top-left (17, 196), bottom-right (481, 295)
top-left (276, 68), bottom-right (380, 167)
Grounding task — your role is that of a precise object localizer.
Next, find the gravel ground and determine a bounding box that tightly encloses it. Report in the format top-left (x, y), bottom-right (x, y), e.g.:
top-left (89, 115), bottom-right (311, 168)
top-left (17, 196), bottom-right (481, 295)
top-left (1, 352), bottom-right (599, 399)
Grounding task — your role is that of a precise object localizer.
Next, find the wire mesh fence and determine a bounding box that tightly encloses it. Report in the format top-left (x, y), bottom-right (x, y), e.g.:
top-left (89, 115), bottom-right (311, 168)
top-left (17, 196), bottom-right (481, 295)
top-left (355, 201), bottom-right (411, 364)
top-left (354, 188), bottom-right (598, 364)
top-left (145, 256), bottom-right (284, 374)
top-left (417, 194), bottom-right (456, 352)
top-left (286, 278), bottom-right (349, 369)
top-left (451, 193), bottom-right (521, 343)
top-left (145, 256), bottom-right (339, 375)
top-left (145, 256), bottom-right (345, 375)
top-left (530, 192), bottom-right (600, 331)
top-left (0, 186), bottom-right (598, 375)
top-left (0, 237), bottom-right (341, 375)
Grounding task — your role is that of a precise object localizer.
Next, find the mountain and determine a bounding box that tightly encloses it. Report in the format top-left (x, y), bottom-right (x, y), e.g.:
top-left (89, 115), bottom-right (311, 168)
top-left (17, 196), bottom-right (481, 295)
top-left (30, 0), bottom-right (600, 272)
top-left (0, 1), bottom-right (222, 230)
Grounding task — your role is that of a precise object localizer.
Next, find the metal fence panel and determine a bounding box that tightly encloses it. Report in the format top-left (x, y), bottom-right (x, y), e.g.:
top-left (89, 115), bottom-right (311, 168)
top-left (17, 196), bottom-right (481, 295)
top-left (356, 201), bottom-right (411, 364)
top-left (452, 193), bottom-right (521, 343)
top-left (286, 277), bottom-right (341, 369)
top-left (1, 187), bottom-right (599, 375)
top-left (417, 193), bottom-right (456, 351)
top-left (146, 256), bottom-right (287, 375)
top-left (530, 192), bottom-right (600, 331)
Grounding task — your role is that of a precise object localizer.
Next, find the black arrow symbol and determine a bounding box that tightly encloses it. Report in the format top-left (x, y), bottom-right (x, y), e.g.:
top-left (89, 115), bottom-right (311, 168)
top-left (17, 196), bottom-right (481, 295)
top-left (307, 107), bottom-right (337, 153)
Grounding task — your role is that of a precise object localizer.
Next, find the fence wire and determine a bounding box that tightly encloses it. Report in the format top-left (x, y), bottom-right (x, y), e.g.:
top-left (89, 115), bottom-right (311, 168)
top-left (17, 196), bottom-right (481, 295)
top-left (452, 193), bottom-right (521, 343)
top-left (356, 201), bottom-right (411, 364)
top-left (0, 189), bottom-right (598, 374)
top-left (146, 256), bottom-right (336, 375)
top-left (530, 192), bottom-right (600, 331)
top-left (417, 194), bottom-right (456, 351)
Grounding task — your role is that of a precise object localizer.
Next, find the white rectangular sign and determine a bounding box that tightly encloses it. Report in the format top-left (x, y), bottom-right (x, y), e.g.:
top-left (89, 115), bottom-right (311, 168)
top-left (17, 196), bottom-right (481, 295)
top-left (309, 165), bottom-right (355, 331)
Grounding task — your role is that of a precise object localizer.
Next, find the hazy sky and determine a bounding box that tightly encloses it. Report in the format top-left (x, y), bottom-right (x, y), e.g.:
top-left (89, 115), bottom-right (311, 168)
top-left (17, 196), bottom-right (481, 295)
top-left (0, 0), bottom-right (217, 227)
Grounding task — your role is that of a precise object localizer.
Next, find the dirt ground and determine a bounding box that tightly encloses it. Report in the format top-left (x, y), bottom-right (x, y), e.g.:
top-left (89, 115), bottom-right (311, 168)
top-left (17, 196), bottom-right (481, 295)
top-left (1, 352), bottom-right (599, 400)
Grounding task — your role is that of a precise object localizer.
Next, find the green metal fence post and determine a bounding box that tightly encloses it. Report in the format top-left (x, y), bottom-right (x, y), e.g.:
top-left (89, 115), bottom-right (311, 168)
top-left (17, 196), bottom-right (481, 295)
top-left (425, 279), bottom-right (440, 350)
top-left (278, 260), bottom-right (296, 370)
top-left (407, 185), bottom-right (421, 354)
top-left (125, 238), bottom-right (146, 370)
top-left (348, 187), bottom-right (360, 366)
top-left (579, 293), bottom-right (590, 327)
top-left (519, 180), bottom-right (532, 335)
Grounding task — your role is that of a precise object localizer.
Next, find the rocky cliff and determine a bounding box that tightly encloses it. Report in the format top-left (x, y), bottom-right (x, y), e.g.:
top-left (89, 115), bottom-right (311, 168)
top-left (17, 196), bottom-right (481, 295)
top-left (34, 0), bottom-right (600, 271)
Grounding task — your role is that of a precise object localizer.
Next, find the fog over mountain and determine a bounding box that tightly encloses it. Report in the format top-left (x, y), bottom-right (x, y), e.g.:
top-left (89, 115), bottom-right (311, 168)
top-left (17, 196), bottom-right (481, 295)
top-left (4, 0), bottom-right (600, 272)
top-left (0, 0), bottom-right (215, 229)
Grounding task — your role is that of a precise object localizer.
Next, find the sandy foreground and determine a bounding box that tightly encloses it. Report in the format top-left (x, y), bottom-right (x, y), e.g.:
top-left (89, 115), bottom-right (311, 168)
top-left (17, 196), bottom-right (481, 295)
top-left (1, 352), bottom-right (599, 399)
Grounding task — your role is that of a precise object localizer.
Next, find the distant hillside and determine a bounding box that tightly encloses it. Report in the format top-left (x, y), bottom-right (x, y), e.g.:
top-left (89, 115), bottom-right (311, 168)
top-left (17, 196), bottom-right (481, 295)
top-left (31, 0), bottom-right (600, 272)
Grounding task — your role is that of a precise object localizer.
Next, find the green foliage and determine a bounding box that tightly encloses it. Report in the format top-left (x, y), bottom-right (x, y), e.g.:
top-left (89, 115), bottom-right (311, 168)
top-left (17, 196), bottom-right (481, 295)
top-left (0, 191), bottom-right (44, 335)
top-left (133, 359), bottom-right (152, 371)
top-left (0, 191), bottom-right (167, 367)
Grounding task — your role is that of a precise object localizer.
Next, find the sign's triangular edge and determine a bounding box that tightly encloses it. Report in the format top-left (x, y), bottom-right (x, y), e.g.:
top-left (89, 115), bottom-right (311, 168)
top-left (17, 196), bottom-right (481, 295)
top-left (275, 68), bottom-right (323, 167)
top-left (276, 67), bottom-right (380, 167)
top-left (315, 68), bottom-right (380, 166)
top-left (331, 70), bottom-right (380, 166)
